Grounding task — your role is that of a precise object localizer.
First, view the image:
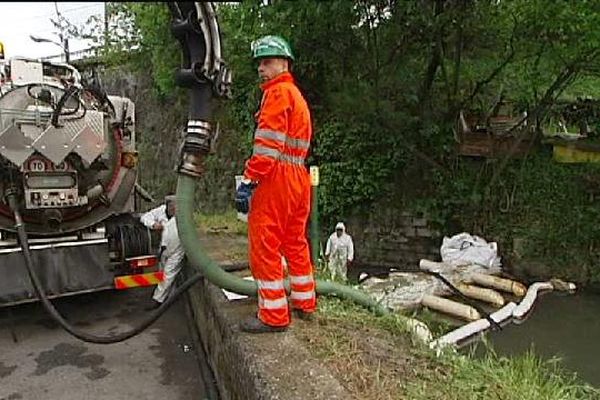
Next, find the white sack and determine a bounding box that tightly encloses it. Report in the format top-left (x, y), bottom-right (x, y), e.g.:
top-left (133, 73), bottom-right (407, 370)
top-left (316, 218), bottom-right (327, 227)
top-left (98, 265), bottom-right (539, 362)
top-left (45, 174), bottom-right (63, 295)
top-left (440, 232), bottom-right (501, 269)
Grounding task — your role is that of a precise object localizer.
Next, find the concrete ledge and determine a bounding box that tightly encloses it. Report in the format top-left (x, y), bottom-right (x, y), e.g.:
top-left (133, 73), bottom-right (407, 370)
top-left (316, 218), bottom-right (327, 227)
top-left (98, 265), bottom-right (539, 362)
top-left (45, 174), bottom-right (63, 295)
top-left (184, 266), bottom-right (350, 400)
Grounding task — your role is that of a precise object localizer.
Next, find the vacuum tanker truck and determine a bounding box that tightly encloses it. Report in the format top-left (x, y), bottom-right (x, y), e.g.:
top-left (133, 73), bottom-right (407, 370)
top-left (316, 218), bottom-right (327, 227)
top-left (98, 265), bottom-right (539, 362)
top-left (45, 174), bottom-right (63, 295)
top-left (0, 56), bottom-right (160, 306)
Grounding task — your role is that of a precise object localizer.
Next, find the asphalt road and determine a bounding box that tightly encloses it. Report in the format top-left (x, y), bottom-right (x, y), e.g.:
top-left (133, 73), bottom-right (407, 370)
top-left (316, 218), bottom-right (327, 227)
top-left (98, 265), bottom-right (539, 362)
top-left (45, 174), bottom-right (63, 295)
top-left (0, 287), bottom-right (211, 400)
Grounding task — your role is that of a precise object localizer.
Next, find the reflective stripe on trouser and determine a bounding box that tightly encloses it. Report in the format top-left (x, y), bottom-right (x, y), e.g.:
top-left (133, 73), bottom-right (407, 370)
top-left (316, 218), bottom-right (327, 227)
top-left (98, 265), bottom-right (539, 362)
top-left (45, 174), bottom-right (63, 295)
top-left (289, 274), bottom-right (316, 310)
top-left (256, 278), bottom-right (288, 323)
top-left (249, 165), bottom-right (316, 327)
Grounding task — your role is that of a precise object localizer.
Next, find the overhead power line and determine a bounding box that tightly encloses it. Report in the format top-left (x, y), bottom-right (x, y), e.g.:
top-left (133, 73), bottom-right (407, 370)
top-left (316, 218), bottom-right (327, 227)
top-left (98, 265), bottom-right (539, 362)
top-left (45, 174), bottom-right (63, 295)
top-left (8, 4), bottom-right (103, 23)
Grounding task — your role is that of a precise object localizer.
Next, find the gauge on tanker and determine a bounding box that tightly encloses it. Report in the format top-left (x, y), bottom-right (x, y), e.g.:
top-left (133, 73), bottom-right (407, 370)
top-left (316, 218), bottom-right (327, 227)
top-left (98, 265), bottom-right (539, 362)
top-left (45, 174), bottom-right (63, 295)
top-left (28, 158), bottom-right (46, 172)
top-left (53, 161), bottom-right (69, 171)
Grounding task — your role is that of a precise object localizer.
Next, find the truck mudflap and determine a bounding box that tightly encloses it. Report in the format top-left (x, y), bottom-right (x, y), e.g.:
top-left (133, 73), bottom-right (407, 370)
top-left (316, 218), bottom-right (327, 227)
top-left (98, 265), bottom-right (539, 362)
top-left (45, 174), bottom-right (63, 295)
top-left (0, 239), bottom-right (113, 306)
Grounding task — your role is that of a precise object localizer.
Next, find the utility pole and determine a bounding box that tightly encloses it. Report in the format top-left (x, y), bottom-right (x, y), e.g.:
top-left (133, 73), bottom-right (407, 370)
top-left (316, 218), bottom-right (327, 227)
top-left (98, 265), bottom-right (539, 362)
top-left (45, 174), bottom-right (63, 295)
top-left (54, 2), bottom-right (70, 63)
top-left (63, 35), bottom-right (70, 64)
top-left (104, 3), bottom-right (109, 46)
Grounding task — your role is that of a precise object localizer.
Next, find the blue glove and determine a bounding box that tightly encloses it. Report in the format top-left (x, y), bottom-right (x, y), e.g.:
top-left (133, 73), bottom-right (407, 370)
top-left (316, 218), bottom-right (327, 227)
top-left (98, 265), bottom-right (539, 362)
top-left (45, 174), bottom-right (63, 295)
top-left (235, 181), bottom-right (255, 214)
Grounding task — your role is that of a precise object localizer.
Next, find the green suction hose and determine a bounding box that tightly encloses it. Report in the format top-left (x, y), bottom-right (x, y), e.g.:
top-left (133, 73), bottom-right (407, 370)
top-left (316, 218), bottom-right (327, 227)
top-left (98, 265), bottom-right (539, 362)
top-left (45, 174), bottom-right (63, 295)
top-left (175, 174), bottom-right (388, 316)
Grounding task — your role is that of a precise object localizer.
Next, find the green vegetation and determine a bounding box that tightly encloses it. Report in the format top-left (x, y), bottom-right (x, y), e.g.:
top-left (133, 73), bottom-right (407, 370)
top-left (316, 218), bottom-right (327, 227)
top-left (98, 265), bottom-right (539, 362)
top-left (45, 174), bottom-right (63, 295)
top-left (75, 1), bottom-right (600, 285)
top-left (407, 349), bottom-right (599, 400)
top-left (70, 3), bottom-right (600, 394)
top-left (419, 149), bottom-right (600, 284)
top-left (193, 210), bottom-right (248, 235)
top-left (300, 297), bottom-right (600, 399)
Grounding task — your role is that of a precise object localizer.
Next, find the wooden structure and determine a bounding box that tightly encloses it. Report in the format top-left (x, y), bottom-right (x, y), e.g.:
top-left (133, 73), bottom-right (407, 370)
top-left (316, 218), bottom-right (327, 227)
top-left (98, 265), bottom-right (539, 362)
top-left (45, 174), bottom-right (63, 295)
top-left (456, 102), bottom-right (538, 158)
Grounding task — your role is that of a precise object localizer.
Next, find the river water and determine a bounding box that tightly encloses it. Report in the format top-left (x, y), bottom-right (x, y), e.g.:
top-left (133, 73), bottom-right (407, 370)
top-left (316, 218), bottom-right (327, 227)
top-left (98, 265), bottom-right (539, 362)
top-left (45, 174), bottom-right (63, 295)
top-left (471, 292), bottom-right (600, 388)
top-left (351, 265), bottom-right (599, 387)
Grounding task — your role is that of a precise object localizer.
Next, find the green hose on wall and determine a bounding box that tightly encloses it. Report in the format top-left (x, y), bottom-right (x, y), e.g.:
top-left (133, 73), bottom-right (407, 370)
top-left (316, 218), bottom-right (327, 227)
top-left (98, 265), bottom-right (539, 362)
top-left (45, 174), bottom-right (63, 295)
top-left (175, 173), bottom-right (388, 316)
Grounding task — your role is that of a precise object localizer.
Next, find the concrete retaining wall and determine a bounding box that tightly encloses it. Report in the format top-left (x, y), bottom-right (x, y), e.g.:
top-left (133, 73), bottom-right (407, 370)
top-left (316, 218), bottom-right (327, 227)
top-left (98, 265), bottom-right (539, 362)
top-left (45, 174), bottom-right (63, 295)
top-left (184, 267), bottom-right (351, 400)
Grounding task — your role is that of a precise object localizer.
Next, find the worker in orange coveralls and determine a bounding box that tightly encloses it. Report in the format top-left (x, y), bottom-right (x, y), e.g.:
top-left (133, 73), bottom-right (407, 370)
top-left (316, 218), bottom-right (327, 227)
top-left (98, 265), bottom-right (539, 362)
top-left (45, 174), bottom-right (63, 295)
top-left (235, 35), bottom-right (316, 333)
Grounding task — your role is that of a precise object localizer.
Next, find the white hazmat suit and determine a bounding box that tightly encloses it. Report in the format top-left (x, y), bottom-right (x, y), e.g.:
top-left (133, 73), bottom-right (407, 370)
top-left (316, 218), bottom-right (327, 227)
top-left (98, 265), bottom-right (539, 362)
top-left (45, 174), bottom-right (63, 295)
top-left (152, 216), bottom-right (185, 303)
top-left (140, 204), bottom-right (169, 247)
top-left (325, 222), bottom-right (354, 281)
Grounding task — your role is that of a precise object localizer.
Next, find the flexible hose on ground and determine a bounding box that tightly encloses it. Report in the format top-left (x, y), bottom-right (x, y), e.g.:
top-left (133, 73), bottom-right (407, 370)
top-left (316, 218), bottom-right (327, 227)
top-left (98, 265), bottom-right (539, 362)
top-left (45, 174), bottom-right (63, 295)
top-left (8, 190), bottom-right (205, 344)
top-left (175, 174), bottom-right (389, 316)
top-left (10, 168), bottom-right (386, 345)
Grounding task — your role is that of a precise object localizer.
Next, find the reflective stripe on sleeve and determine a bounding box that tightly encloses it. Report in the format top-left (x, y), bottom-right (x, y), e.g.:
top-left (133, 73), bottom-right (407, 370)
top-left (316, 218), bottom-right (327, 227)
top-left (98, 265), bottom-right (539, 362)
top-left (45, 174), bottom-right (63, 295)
top-left (252, 145), bottom-right (305, 165)
top-left (255, 129), bottom-right (287, 143)
top-left (286, 137), bottom-right (310, 150)
top-left (254, 129), bottom-right (311, 151)
top-left (253, 144), bottom-right (282, 159)
top-left (279, 153), bottom-right (304, 165)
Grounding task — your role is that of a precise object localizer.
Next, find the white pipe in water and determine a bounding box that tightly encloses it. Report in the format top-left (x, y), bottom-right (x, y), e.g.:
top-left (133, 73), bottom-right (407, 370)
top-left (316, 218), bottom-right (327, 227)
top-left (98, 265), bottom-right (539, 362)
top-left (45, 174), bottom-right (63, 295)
top-left (430, 302), bottom-right (517, 351)
top-left (512, 282), bottom-right (553, 320)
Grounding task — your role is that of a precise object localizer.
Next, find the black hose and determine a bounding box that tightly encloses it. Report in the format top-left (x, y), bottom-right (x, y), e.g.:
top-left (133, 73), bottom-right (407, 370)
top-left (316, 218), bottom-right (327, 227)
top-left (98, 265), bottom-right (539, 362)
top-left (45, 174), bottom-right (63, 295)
top-left (7, 192), bottom-right (205, 344)
top-left (117, 224), bottom-right (152, 259)
top-left (51, 86), bottom-right (87, 127)
top-left (424, 270), bottom-right (502, 331)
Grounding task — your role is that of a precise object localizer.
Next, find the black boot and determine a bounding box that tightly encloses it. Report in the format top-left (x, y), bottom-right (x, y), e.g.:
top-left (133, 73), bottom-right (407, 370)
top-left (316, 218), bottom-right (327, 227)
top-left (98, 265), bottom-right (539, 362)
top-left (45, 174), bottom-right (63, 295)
top-left (239, 316), bottom-right (287, 333)
top-left (144, 299), bottom-right (162, 311)
top-left (292, 309), bottom-right (315, 321)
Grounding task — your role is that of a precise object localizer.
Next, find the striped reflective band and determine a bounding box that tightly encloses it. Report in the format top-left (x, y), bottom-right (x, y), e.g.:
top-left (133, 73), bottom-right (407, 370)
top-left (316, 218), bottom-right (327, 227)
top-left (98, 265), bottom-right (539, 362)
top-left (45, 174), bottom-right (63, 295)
top-left (255, 129), bottom-right (286, 143)
top-left (290, 275), bottom-right (314, 285)
top-left (256, 279), bottom-right (285, 291)
top-left (280, 153), bottom-right (305, 165)
top-left (253, 145), bottom-right (305, 165)
top-left (255, 129), bottom-right (311, 150)
top-left (287, 137), bottom-right (310, 150)
top-left (253, 145), bottom-right (281, 159)
top-left (290, 291), bottom-right (315, 300)
top-left (114, 271), bottom-right (165, 290)
top-left (259, 297), bottom-right (288, 309)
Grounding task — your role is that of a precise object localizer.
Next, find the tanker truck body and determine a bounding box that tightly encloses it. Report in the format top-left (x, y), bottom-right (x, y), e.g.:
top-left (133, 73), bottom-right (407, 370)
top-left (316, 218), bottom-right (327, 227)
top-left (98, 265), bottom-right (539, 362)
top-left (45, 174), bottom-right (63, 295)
top-left (0, 57), bottom-right (160, 306)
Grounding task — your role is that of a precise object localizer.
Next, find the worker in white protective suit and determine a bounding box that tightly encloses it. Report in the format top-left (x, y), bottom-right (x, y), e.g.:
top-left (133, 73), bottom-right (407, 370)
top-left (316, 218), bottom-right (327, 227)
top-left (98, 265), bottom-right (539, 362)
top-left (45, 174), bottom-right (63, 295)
top-left (325, 222), bottom-right (354, 282)
top-left (146, 197), bottom-right (185, 309)
top-left (140, 194), bottom-right (175, 256)
top-left (140, 196), bottom-right (173, 233)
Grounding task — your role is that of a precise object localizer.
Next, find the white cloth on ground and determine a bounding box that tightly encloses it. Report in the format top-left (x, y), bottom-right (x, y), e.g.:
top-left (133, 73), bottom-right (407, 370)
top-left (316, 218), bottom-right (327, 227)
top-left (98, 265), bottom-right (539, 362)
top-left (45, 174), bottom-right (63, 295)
top-left (440, 232), bottom-right (501, 269)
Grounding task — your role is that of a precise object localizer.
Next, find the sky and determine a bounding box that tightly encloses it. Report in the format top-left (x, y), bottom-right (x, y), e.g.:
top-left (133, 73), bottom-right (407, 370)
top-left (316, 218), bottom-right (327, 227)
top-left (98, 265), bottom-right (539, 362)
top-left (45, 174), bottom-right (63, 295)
top-left (0, 2), bottom-right (105, 60)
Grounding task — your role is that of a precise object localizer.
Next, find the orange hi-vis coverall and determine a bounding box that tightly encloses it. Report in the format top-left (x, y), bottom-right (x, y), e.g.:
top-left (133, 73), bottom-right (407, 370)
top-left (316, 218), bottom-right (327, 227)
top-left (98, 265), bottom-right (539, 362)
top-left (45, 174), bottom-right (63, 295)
top-left (243, 71), bottom-right (316, 327)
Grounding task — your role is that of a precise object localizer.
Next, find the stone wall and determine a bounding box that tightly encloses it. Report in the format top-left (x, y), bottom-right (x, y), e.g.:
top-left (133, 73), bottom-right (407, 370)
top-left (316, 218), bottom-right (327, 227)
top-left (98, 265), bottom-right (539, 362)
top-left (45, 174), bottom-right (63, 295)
top-left (346, 210), bottom-right (442, 269)
top-left (99, 67), bottom-right (245, 212)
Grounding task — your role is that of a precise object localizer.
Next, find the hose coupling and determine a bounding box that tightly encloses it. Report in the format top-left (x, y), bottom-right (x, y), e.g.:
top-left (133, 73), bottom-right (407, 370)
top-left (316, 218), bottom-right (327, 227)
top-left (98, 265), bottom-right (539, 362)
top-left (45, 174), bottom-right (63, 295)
top-left (175, 62), bottom-right (209, 88)
top-left (176, 119), bottom-right (212, 178)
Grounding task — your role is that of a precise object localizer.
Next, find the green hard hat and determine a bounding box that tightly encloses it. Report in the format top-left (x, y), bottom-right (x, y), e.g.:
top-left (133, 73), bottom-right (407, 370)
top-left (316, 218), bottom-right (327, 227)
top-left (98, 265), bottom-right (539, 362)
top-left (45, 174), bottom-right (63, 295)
top-left (251, 35), bottom-right (294, 61)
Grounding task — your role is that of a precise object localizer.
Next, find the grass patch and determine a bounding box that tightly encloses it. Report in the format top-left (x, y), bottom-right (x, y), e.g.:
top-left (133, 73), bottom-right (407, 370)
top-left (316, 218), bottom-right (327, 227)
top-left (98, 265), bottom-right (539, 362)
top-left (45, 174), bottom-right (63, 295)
top-left (295, 297), bottom-right (434, 399)
top-left (194, 210), bottom-right (248, 235)
top-left (295, 296), bottom-right (599, 400)
top-left (405, 348), bottom-right (600, 400)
